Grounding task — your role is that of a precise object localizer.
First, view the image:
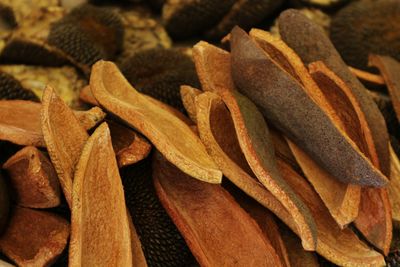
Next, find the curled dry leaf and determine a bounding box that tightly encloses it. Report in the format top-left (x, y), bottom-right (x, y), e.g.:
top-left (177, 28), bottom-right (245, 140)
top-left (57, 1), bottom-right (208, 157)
top-left (348, 66), bottom-right (385, 86)
top-left (41, 86), bottom-right (88, 207)
top-left (153, 152), bottom-right (284, 267)
top-left (108, 120), bottom-right (152, 168)
top-left (3, 146), bottom-right (61, 208)
top-left (89, 60), bottom-right (222, 184)
top-left (193, 41), bottom-right (317, 250)
top-left (230, 26), bottom-right (387, 187)
top-left (180, 85), bottom-right (202, 124)
top-left (389, 146), bottom-right (400, 226)
top-left (278, 9), bottom-right (390, 177)
top-left (69, 123), bottom-right (132, 266)
top-left (309, 61), bottom-right (392, 255)
top-left (0, 206), bottom-right (69, 267)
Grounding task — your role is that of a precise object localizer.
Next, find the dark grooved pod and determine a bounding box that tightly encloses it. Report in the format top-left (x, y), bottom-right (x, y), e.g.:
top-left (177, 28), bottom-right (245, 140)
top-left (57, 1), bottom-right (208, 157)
top-left (0, 72), bottom-right (38, 101)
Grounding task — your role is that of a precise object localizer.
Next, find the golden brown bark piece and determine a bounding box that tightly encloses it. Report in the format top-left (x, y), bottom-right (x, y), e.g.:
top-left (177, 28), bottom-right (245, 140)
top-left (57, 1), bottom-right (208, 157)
top-left (193, 41), bottom-right (317, 250)
top-left (69, 123), bottom-right (132, 267)
top-left (153, 152), bottom-right (284, 267)
top-left (3, 146), bottom-right (61, 208)
top-left (79, 85), bottom-right (99, 106)
top-left (389, 145), bottom-right (400, 226)
top-left (108, 120), bottom-right (152, 168)
top-left (0, 206), bottom-right (69, 267)
top-left (180, 85), bottom-right (202, 123)
top-left (90, 60), bottom-right (222, 184)
top-left (287, 141), bottom-right (360, 228)
top-left (369, 55), bottom-right (400, 122)
top-left (348, 66), bottom-right (385, 86)
top-left (0, 100), bottom-right (104, 147)
top-left (128, 213), bottom-right (148, 267)
top-left (41, 86), bottom-right (88, 207)
top-left (229, 26), bottom-right (387, 187)
top-left (276, 159), bottom-right (385, 266)
top-left (309, 61), bottom-right (392, 255)
top-left (278, 9), bottom-right (390, 177)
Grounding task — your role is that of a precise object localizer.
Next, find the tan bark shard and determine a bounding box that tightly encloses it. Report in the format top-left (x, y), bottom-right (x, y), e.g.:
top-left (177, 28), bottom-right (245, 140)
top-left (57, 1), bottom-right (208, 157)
top-left (0, 206), bottom-right (69, 267)
top-left (389, 146), bottom-right (400, 226)
top-left (193, 42), bottom-right (317, 250)
top-left (90, 60), bottom-right (222, 184)
top-left (369, 55), bottom-right (400, 123)
top-left (69, 123), bottom-right (132, 267)
top-left (3, 146), bottom-right (61, 208)
top-left (41, 86), bottom-right (88, 207)
top-left (180, 85), bottom-right (202, 124)
top-left (153, 152), bottom-right (284, 267)
top-left (79, 85), bottom-right (99, 106)
top-left (108, 120), bottom-right (152, 168)
top-left (73, 106), bottom-right (106, 131)
top-left (348, 66), bottom-right (385, 86)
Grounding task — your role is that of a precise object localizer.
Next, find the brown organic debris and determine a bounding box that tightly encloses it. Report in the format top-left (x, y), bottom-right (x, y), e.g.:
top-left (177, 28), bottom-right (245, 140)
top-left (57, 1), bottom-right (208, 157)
top-left (128, 213), bottom-right (148, 267)
top-left (180, 85), bottom-right (202, 124)
top-left (153, 152), bottom-right (284, 267)
top-left (41, 86), bottom-right (88, 207)
top-left (90, 60), bottom-right (222, 184)
top-left (73, 106), bottom-right (106, 131)
top-left (108, 120), bottom-right (152, 168)
top-left (193, 41), bottom-right (317, 251)
top-left (3, 146), bottom-right (61, 208)
top-left (349, 66), bottom-right (385, 86)
top-left (0, 206), bottom-right (69, 267)
top-left (389, 145), bottom-right (400, 226)
top-left (79, 85), bottom-right (98, 106)
top-left (69, 123), bottom-right (132, 266)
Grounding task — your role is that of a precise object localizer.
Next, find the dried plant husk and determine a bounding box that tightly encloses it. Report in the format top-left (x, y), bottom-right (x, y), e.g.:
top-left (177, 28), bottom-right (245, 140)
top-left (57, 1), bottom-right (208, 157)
top-left (153, 152), bottom-right (284, 266)
top-left (0, 172), bottom-right (10, 235)
top-left (69, 123), bottom-right (132, 266)
top-left (278, 9), bottom-right (390, 177)
top-left (309, 61), bottom-right (392, 254)
top-left (0, 206), bottom-right (69, 267)
top-left (230, 26), bottom-right (387, 187)
top-left (180, 85), bottom-right (202, 123)
top-left (90, 60), bottom-right (222, 184)
top-left (193, 42), bottom-right (317, 251)
top-left (108, 120), bottom-right (152, 168)
top-left (0, 71), bottom-right (38, 101)
top-left (3, 146), bottom-right (61, 208)
top-left (389, 146), bottom-right (400, 227)
top-left (127, 213), bottom-right (147, 267)
top-left (349, 66), bottom-right (385, 87)
top-left (41, 86), bottom-right (89, 207)
top-left (79, 85), bottom-right (98, 106)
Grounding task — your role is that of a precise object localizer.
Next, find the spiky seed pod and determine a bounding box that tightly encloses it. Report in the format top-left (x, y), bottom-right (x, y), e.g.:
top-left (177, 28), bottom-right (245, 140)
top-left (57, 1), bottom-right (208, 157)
top-left (330, 0), bottom-right (400, 70)
top-left (162, 0), bottom-right (236, 39)
top-left (48, 4), bottom-right (124, 67)
top-left (0, 72), bottom-right (38, 101)
top-left (121, 157), bottom-right (196, 267)
top-left (120, 48), bottom-right (200, 113)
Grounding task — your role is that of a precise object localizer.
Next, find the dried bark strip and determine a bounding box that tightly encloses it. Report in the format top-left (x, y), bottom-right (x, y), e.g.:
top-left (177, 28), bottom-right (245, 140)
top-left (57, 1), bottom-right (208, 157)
top-left (369, 55), bottom-right (400, 123)
top-left (69, 123), bottom-right (132, 266)
top-left (153, 152), bottom-right (284, 267)
top-left (41, 86), bottom-right (88, 207)
top-left (389, 145), bottom-right (400, 226)
top-left (348, 66), bottom-right (385, 86)
top-left (90, 60), bottom-right (221, 184)
top-left (0, 207), bottom-right (69, 267)
top-left (195, 92), bottom-right (296, 232)
top-left (278, 9), bottom-right (390, 177)
top-left (3, 146), bottom-right (61, 208)
top-left (230, 26), bottom-right (387, 187)
top-left (309, 61), bottom-right (392, 255)
top-left (180, 85), bottom-right (202, 124)
top-left (194, 41), bottom-right (317, 250)
top-left (108, 120), bottom-right (152, 168)
top-left (79, 85), bottom-right (99, 106)
top-left (0, 100), bottom-right (104, 147)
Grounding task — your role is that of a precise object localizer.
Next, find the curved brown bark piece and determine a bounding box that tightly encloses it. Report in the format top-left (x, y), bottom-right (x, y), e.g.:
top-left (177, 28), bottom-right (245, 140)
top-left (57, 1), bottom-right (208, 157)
top-left (153, 152), bottom-right (284, 267)
top-left (79, 85), bottom-right (99, 106)
top-left (108, 120), bottom-right (152, 168)
top-left (180, 85), bottom-right (202, 124)
top-left (348, 67), bottom-right (385, 86)
top-left (230, 26), bottom-right (387, 187)
top-left (309, 61), bottom-right (392, 255)
top-left (69, 123), bottom-right (132, 267)
top-left (90, 60), bottom-right (221, 184)
top-left (287, 140), bottom-right (360, 228)
top-left (193, 42), bottom-right (317, 251)
top-left (369, 55), bottom-right (400, 123)
top-left (41, 86), bottom-right (89, 207)
top-left (195, 92), bottom-right (296, 232)
top-left (0, 207), bottom-right (69, 267)
top-left (276, 159), bottom-right (385, 267)
top-left (3, 146), bottom-right (61, 208)
top-left (389, 145), bottom-right (400, 226)
top-left (0, 100), bottom-right (104, 147)
top-left (278, 9), bottom-right (390, 177)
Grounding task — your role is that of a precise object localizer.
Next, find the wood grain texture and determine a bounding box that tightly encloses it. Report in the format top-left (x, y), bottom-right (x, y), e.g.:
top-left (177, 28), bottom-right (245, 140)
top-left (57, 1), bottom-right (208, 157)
top-left (69, 123), bottom-right (132, 267)
top-left (90, 60), bottom-right (222, 184)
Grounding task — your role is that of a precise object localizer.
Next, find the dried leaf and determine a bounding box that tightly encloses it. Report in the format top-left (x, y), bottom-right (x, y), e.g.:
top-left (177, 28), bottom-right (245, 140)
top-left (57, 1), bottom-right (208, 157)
top-left (153, 152), bottom-right (284, 267)
top-left (41, 86), bottom-right (88, 207)
top-left (193, 41), bottom-right (317, 250)
top-left (180, 85), bottom-right (202, 124)
top-left (90, 60), bottom-right (221, 184)
top-left (3, 146), bottom-right (61, 208)
top-left (230, 26), bottom-right (387, 187)
top-left (0, 207), bottom-right (69, 267)
top-left (69, 123), bottom-right (132, 266)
